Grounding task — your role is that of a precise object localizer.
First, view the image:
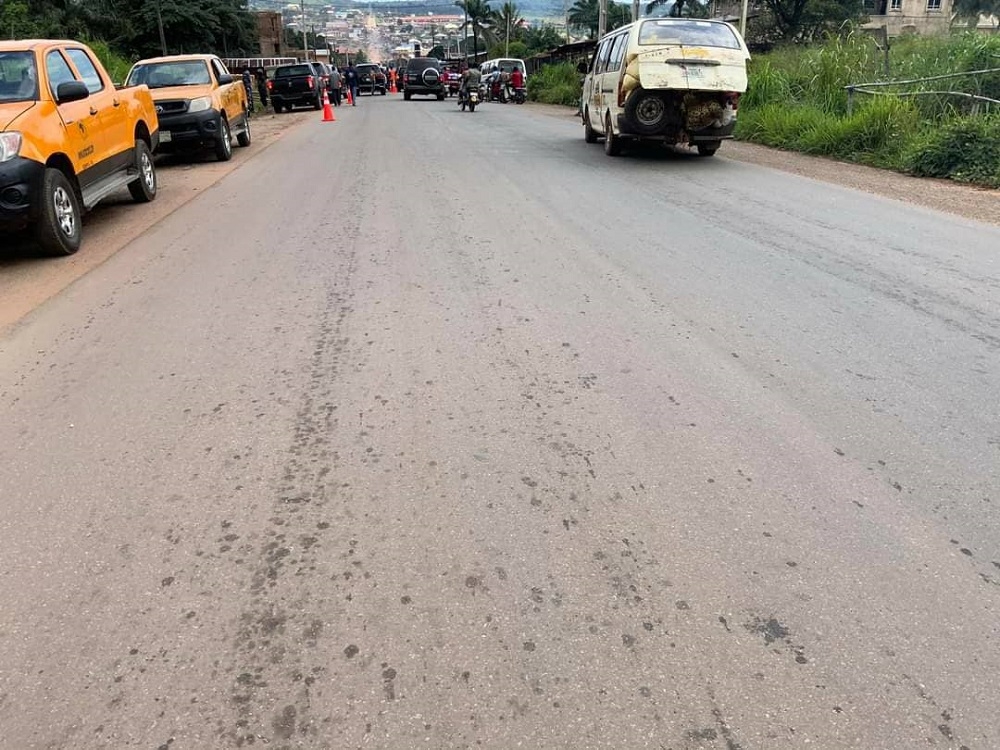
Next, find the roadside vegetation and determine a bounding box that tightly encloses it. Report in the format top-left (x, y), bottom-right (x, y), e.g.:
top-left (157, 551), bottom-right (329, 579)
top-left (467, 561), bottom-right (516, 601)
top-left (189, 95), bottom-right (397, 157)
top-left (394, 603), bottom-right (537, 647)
top-left (737, 32), bottom-right (1000, 187)
top-left (527, 62), bottom-right (584, 106)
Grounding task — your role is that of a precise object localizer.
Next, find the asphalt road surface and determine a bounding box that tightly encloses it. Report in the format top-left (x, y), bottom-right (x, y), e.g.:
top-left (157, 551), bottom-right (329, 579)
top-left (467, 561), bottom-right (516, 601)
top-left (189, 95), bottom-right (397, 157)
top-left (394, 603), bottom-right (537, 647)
top-left (1, 96), bottom-right (998, 750)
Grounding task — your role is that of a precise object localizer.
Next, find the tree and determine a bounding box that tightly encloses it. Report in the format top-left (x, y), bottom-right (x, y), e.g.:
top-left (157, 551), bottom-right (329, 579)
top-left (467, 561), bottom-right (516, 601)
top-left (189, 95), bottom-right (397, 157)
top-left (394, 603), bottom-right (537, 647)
top-left (952, 0), bottom-right (1000, 26)
top-left (493, 1), bottom-right (526, 53)
top-left (759, 0), bottom-right (865, 39)
top-left (455, 0), bottom-right (495, 58)
top-left (641, 0), bottom-right (711, 17)
top-left (568, 0), bottom-right (630, 38)
top-left (523, 24), bottom-right (564, 52)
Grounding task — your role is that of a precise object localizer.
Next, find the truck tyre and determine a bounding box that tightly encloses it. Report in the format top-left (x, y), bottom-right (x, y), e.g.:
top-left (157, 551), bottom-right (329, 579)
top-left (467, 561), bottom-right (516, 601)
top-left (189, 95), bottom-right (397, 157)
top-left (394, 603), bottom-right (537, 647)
top-left (697, 142), bottom-right (720, 157)
top-left (604, 113), bottom-right (622, 156)
top-left (35, 168), bottom-right (82, 256)
top-left (215, 116), bottom-right (233, 162)
top-left (237, 116), bottom-right (252, 147)
top-left (584, 108), bottom-right (598, 143)
top-left (624, 89), bottom-right (669, 136)
top-left (127, 140), bottom-right (157, 203)
top-left (313, 93), bottom-right (322, 110)
top-left (404, 91), bottom-right (411, 101)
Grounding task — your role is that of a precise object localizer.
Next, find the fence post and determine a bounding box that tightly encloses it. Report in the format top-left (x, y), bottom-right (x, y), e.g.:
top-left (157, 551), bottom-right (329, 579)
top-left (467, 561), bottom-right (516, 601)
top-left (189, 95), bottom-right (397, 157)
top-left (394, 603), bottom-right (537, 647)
top-left (846, 86), bottom-right (854, 115)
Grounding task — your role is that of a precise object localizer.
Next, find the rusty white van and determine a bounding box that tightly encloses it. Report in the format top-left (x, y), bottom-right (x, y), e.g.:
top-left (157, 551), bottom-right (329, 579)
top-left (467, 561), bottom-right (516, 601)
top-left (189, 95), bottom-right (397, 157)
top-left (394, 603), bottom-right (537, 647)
top-left (580, 18), bottom-right (750, 157)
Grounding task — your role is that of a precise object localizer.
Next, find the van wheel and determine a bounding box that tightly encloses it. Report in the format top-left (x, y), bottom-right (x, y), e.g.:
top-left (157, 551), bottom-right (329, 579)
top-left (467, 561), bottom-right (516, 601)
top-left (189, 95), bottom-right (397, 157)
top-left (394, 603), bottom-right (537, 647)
top-left (127, 140), bottom-right (157, 202)
top-left (35, 169), bottom-right (82, 256)
top-left (624, 90), bottom-right (669, 136)
top-left (604, 114), bottom-right (622, 157)
top-left (697, 142), bottom-right (720, 157)
top-left (584, 108), bottom-right (598, 143)
top-left (215, 116), bottom-right (233, 162)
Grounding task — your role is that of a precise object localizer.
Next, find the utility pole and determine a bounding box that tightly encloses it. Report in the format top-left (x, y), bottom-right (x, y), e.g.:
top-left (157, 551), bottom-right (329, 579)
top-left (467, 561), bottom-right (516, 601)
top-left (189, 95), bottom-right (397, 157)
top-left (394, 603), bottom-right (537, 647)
top-left (301, 0), bottom-right (309, 61)
top-left (739, 0), bottom-right (748, 35)
top-left (598, 0), bottom-right (607, 38)
top-left (632, 0), bottom-right (640, 22)
top-left (155, 0), bottom-right (167, 55)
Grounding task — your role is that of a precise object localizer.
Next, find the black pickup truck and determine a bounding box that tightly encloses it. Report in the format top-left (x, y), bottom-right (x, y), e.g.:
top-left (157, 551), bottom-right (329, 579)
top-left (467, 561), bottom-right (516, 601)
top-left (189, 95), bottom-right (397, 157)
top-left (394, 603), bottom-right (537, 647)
top-left (268, 62), bottom-right (324, 112)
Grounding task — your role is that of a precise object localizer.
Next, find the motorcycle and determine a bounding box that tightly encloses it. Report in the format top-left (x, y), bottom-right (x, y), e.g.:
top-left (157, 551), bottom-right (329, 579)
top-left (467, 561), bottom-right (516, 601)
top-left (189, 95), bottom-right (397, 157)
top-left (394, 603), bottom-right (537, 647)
top-left (460, 86), bottom-right (480, 112)
top-left (511, 86), bottom-right (526, 104)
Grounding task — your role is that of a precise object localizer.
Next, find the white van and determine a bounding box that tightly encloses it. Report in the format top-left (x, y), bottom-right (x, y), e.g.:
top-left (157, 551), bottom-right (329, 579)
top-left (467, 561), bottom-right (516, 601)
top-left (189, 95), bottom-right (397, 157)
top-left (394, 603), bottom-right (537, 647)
top-left (580, 18), bottom-right (750, 157)
top-left (481, 57), bottom-right (527, 81)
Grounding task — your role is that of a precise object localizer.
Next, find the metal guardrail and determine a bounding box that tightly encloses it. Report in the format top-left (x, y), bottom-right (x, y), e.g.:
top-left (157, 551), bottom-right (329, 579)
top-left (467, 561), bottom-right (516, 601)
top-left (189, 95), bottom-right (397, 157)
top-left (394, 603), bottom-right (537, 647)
top-left (845, 67), bottom-right (1000, 115)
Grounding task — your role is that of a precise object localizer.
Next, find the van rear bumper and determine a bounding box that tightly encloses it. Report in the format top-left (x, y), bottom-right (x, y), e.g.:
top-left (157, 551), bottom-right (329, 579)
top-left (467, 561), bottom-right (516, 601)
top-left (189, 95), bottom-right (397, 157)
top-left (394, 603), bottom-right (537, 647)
top-left (616, 115), bottom-right (736, 141)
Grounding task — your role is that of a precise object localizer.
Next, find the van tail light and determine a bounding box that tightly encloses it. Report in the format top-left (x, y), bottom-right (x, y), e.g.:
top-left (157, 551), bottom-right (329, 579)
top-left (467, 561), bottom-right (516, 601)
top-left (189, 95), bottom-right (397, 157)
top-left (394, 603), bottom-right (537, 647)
top-left (617, 79), bottom-right (626, 108)
top-left (266, 79), bottom-right (273, 91)
top-left (725, 92), bottom-right (740, 109)
top-left (306, 75), bottom-right (315, 89)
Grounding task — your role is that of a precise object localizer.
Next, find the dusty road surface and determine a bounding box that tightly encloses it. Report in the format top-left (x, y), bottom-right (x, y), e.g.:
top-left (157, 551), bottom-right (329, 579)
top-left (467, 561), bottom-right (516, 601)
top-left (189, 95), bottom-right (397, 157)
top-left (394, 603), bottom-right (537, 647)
top-left (1, 97), bottom-right (999, 750)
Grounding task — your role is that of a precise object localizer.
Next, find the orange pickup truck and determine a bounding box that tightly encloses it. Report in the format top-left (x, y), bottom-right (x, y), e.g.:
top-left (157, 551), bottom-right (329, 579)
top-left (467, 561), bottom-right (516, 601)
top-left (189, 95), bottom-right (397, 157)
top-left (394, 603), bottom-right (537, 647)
top-left (0, 40), bottom-right (159, 256)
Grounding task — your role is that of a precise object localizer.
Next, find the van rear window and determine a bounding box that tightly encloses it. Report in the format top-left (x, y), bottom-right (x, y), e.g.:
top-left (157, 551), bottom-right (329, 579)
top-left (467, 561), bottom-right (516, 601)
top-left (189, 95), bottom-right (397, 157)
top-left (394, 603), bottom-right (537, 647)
top-left (638, 20), bottom-right (741, 49)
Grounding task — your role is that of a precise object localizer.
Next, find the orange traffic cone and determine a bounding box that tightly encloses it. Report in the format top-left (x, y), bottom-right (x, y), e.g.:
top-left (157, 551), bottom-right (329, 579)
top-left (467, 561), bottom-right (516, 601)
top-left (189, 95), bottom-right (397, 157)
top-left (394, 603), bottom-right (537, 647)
top-left (346, 87), bottom-right (354, 106)
top-left (389, 77), bottom-right (397, 94)
top-left (322, 90), bottom-right (335, 122)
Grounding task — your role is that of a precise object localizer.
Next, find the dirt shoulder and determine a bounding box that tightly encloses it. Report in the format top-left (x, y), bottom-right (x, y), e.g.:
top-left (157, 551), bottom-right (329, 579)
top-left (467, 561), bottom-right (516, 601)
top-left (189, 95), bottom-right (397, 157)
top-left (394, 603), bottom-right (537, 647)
top-left (527, 102), bottom-right (998, 228)
top-left (0, 110), bottom-right (313, 334)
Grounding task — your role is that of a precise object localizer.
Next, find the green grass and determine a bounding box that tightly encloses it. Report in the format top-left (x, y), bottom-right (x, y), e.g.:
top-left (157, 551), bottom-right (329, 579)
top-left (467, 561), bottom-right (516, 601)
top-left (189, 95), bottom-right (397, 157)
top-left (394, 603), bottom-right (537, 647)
top-left (527, 62), bottom-right (582, 107)
top-left (737, 32), bottom-right (1000, 186)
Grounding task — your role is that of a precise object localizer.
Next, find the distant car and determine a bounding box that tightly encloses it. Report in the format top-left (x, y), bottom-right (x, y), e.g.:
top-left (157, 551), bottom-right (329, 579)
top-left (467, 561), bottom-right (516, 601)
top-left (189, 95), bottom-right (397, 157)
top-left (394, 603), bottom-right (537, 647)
top-left (402, 57), bottom-right (444, 101)
top-left (267, 62), bottom-right (324, 112)
top-left (126, 54), bottom-right (251, 162)
top-left (314, 62), bottom-right (334, 93)
top-left (355, 63), bottom-right (387, 95)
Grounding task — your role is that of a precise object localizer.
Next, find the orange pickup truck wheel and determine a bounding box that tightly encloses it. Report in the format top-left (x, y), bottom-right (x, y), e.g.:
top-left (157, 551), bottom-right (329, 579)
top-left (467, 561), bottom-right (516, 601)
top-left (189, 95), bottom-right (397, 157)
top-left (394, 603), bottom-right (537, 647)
top-left (35, 169), bottom-right (82, 257)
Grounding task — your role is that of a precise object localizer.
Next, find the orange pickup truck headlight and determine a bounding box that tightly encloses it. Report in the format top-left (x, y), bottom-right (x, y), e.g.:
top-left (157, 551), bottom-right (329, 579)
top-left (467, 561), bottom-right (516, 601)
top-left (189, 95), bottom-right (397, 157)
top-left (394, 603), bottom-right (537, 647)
top-left (0, 132), bottom-right (22, 163)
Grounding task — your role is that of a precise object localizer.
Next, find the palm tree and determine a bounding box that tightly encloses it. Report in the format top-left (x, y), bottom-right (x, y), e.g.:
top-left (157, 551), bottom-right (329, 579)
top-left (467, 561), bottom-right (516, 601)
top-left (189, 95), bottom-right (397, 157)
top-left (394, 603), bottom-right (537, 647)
top-left (493, 2), bottom-right (526, 54)
top-left (455, 0), bottom-right (495, 59)
top-left (568, 0), bottom-right (631, 37)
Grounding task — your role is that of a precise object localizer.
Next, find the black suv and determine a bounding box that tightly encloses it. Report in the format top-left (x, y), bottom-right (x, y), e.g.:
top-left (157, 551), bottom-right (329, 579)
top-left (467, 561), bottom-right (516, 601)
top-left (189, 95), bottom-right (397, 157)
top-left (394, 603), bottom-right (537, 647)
top-left (355, 63), bottom-right (387, 96)
top-left (402, 58), bottom-right (445, 101)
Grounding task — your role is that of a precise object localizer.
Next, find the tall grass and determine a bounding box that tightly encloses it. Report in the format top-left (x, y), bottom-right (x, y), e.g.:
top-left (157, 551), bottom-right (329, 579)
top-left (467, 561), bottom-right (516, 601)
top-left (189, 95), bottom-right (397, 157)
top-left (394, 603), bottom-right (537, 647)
top-left (737, 32), bottom-right (1000, 187)
top-left (527, 63), bottom-right (582, 107)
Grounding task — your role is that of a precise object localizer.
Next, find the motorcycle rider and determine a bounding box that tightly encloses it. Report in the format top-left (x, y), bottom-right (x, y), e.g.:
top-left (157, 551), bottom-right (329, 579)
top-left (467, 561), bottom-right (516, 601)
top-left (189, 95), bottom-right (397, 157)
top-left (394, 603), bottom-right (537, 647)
top-left (459, 63), bottom-right (482, 103)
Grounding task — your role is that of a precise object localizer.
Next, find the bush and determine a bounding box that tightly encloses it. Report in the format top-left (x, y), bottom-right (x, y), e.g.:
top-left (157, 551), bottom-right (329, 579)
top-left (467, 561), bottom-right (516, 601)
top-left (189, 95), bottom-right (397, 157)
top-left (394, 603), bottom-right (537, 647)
top-left (527, 62), bottom-right (582, 107)
top-left (904, 115), bottom-right (1000, 187)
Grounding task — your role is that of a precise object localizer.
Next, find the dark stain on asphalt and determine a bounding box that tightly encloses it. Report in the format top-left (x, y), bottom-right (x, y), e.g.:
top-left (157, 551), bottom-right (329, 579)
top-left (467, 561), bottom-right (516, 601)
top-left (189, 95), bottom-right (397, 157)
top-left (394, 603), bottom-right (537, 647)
top-left (344, 644), bottom-right (359, 658)
top-left (272, 705), bottom-right (296, 739)
top-left (746, 616), bottom-right (790, 645)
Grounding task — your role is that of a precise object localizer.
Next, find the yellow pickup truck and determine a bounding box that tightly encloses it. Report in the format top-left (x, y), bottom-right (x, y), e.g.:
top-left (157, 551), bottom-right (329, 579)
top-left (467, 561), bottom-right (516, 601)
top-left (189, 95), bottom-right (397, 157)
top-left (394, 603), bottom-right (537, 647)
top-left (125, 54), bottom-right (250, 162)
top-left (0, 40), bottom-right (159, 256)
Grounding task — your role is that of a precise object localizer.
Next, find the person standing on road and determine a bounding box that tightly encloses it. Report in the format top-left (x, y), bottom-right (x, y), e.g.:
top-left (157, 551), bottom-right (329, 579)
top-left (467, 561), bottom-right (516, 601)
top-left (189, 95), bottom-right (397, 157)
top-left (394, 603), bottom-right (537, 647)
top-left (329, 66), bottom-right (343, 106)
top-left (241, 69), bottom-right (254, 115)
top-left (345, 63), bottom-right (358, 105)
top-left (256, 68), bottom-right (269, 108)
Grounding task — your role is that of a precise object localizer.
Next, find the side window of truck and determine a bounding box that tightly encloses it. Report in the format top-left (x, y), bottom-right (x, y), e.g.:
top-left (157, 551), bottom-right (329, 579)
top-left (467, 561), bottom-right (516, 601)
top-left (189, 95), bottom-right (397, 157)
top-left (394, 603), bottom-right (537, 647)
top-left (45, 50), bottom-right (77, 98)
top-left (65, 48), bottom-right (105, 93)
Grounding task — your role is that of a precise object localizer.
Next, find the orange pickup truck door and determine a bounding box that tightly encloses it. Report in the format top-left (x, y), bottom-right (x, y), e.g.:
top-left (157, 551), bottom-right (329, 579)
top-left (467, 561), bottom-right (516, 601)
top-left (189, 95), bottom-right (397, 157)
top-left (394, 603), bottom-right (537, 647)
top-left (63, 46), bottom-right (132, 170)
top-left (43, 48), bottom-right (102, 186)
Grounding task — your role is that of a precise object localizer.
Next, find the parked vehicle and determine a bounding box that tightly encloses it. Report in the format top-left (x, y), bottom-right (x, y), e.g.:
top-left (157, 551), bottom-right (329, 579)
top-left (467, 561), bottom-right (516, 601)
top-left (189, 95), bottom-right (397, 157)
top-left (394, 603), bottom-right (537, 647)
top-left (267, 62), bottom-right (324, 112)
top-left (314, 62), bottom-right (334, 93)
top-left (480, 58), bottom-right (527, 84)
top-left (580, 18), bottom-right (749, 157)
top-left (126, 54), bottom-right (250, 162)
top-left (355, 64), bottom-right (387, 95)
top-left (0, 40), bottom-right (159, 256)
top-left (441, 68), bottom-right (462, 97)
top-left (402, 58), bottom-right (445, 101)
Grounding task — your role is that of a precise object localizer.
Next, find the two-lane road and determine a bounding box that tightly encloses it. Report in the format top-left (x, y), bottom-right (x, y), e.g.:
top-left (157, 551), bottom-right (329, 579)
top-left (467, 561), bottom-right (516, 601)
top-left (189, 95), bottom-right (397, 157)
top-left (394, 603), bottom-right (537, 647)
top-left (1, 96), bottom-right (998, 749)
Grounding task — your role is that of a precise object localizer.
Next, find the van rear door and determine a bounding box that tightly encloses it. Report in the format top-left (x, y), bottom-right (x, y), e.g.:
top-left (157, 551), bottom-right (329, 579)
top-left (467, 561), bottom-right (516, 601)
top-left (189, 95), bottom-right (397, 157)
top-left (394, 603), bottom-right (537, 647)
top-left (628, 19), bottom-right (748, 93)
